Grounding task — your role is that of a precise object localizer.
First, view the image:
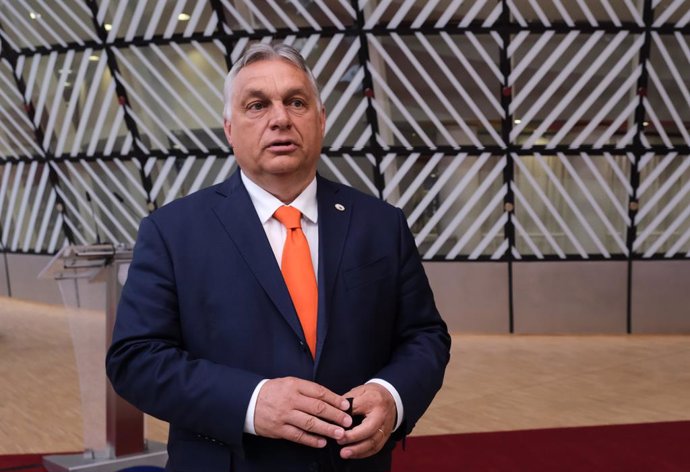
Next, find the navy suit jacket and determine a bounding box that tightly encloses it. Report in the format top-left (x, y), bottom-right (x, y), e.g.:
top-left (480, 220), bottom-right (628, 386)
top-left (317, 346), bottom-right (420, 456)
top-left (106, 170), bottom-right (450, 471)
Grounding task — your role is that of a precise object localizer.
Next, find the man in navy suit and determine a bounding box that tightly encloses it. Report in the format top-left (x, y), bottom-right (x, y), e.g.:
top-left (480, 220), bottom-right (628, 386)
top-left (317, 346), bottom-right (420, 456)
top-left (106, 43), bottom-right (450, 471)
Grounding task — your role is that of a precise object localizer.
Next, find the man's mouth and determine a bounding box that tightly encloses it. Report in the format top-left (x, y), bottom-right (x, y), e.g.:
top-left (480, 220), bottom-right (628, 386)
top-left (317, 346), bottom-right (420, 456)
top-left (266, 140), bottom-right (298, 153)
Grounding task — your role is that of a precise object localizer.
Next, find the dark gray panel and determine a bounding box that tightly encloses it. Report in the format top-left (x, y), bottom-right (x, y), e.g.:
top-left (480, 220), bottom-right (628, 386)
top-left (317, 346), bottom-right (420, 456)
top-left (0, 253), bottom-right (9, 297)
top-left (423, 262), bottom-right (509, 333)
top-left (632, 260), bottom-right (690, 333)
top-left (513, 261), bottom-right (627, 333)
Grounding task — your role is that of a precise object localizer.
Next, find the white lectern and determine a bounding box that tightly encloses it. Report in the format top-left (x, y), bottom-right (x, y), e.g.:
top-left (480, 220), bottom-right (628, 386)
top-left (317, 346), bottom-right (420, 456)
top-left (39, 244), bottom-right (167, 471)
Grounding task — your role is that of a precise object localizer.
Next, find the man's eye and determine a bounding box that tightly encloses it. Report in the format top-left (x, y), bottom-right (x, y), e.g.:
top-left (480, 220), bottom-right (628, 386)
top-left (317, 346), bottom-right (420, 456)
top-left (247, 102), bottom-right (264, 111)
top-left (290, 99), bottom-right (305, 108)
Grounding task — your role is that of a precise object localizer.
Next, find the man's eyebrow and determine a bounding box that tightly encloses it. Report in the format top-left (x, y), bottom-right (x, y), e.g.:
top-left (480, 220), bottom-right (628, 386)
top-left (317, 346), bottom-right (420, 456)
top-left (238, 86), bottom-right (312, 101)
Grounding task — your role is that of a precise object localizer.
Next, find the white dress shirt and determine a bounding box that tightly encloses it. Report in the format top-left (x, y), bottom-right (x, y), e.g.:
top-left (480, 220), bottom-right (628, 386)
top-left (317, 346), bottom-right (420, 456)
top-left (240, 171), bottom-right (403, 435)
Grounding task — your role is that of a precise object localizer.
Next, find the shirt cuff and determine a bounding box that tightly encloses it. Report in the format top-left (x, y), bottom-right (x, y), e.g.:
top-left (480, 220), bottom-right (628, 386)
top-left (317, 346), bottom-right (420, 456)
top-left (367, 378), bottom-right (404, 432)
top-left (243, 379), bottom-right (269, 435)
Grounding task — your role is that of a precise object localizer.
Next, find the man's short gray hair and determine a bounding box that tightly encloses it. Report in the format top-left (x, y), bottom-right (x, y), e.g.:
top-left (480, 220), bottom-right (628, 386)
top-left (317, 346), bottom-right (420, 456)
top-left (222, 43), bottom-right (322, 120)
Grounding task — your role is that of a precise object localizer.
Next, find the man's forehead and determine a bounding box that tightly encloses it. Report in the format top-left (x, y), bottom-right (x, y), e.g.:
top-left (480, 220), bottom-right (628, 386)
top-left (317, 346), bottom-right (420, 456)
top-left (232, 60), bottom-right (316, 104)
top-left (236, 59), bottom-right (308, 84)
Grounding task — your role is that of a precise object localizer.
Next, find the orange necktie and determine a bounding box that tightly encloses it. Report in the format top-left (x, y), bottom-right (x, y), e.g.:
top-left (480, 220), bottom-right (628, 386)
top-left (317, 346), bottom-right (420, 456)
top-left (274, 206), bottom-right (318, 358)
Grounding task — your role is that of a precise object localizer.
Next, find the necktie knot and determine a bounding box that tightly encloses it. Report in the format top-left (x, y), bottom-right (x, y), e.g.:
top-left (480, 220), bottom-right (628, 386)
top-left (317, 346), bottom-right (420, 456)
top-left (274, 205), bottom-right (302, 230)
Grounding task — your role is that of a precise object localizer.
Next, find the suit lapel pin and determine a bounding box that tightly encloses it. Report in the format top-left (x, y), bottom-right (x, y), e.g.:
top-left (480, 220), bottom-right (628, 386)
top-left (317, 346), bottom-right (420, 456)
top-left (335, 203), bottom-right (345, 212)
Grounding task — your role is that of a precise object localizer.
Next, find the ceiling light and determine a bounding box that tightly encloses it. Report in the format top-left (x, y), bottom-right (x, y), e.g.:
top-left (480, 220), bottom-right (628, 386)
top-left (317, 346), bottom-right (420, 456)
top-left (178, 13), bottom-right (191, 21)
top-left (104, 23), bottom-right (112, 31)
top-left (89, 55), bottom-right (100, 61)
top-left (514, 119), bottom-right (521, 124)
top-left (29, 11), bottom-right (41, 20)
top-left (643, 121), bottom-right (649, 127)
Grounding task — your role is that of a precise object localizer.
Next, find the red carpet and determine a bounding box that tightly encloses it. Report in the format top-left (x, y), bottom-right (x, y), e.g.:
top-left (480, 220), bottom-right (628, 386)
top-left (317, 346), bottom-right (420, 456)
top-left (2, 422), bottom-right (689, 471)
top-left (0, 453), bottom-right (45, 471)
top-left (392, 421), bottom-right (690, 471)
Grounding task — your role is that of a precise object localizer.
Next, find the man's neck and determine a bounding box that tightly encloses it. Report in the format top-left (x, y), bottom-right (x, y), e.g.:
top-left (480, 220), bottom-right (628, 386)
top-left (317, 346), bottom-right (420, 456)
top-left (243, 172), bottom-right (316, 204)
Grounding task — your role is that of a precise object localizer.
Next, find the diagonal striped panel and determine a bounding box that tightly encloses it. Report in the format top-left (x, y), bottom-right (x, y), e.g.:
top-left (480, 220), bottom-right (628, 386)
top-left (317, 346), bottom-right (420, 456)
top-left (643, 32), bottom-right (690, 148)
top-left (97, 0), bottom-right (217, 41)
top-left (0, 0), bottom-right (99, 52)
top-left (0, 57), bottom-right (44, 160)
top-left (360, 0), bottom-right (500, 29)
top-left (507, 0), bottom-right (645, 27)
top-left (145, 154), bottom-right (235, 208)
top-left (217, 0), bottom-right (355, 33)
top-left (113, 40), bottom-right (229, 155)
top-left (16, 49), bottom-right (133, 158)
top-left (652, 0), bottom-right (690, 27)
top-left (367, 33), bottom-right (503, 149)
top-left (384, 153), bottom-right (508, 260)
top-left (510, 33), bottom-right (645, 150)
top-left (634, 154), bottom-right (690, 258)
top-left (0, 161), bottom-right (66, 253)
top-left (307, 35), bottom-right (370, 150)
top-left (512, 153), bottom-right (632, 259)
top-left (318, 153), bottom-right (378, 197)
top-left (49, 158), bottom-right (147, 246)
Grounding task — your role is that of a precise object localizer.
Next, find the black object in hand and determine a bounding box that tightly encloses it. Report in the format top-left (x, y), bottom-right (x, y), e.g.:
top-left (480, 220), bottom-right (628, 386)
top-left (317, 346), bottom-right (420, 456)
top-left (345, 397), bottom-right (364, 431)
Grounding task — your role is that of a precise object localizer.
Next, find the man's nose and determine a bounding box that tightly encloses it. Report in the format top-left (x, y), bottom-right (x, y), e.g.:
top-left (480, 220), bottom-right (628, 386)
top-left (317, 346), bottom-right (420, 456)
top-left (269, 104), bottom-right (291, 129)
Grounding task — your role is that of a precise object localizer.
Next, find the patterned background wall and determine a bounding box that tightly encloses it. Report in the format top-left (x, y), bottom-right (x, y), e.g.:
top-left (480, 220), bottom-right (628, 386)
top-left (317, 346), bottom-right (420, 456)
top-left (0, 0), bottom-right (688, 263)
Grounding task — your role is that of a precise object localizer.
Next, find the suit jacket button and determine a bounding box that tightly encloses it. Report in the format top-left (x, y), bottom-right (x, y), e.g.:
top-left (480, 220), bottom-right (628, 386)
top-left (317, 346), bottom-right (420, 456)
top-left (299, 341), bottom-right (307, 352)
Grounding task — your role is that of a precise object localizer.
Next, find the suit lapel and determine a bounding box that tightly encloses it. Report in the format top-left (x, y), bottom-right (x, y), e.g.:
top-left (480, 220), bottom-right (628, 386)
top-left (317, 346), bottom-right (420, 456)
top-left (314, 176), bottom-right (352, 369)
top-left (211, 171), bottom-right (305, 343)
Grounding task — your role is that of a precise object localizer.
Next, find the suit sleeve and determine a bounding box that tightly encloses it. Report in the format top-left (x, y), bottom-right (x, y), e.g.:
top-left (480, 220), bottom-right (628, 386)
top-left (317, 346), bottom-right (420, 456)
top-left (373, 208), bottom-right (452, 436)
top-left (105, 216), bottom-right (263, 451)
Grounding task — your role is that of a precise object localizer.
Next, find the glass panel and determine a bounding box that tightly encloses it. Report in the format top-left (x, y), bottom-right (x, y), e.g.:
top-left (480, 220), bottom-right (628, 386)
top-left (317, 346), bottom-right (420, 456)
top-left (368, 34), bottom-right (501, 148)
top-left (50, 159), bottom-right (146, 246)
top-left (115, 41), bottom-right (228, 154)
top-left (0, 161), bottom-right (66, 253)
top-left (0, 0), bottom-right (98, 51)
top-left (510, 33), bottom-right (642, 148)
top-left (513, 154), bottom-right (632, 258)
top-left (385, 153), bottom-right (507, 260)
top-left (635, 154), bottom-right (690, 258)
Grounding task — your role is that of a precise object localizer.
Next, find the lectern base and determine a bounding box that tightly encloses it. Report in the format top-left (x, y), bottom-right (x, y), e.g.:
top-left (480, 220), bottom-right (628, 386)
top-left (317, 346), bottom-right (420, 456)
top-left (43, 441), bottom-right (167, 472)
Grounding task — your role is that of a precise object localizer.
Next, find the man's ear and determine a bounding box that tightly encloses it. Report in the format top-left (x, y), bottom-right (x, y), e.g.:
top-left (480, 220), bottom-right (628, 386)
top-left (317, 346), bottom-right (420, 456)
top-left (223, 119), bottom-right (232, 147)
top-left (320, 106), bottom-right (326, 135)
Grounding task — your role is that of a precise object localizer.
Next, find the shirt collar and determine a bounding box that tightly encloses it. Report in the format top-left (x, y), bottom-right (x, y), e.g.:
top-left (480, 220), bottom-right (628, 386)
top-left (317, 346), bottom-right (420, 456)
top-left (240, 170), bottom-right (318, 225)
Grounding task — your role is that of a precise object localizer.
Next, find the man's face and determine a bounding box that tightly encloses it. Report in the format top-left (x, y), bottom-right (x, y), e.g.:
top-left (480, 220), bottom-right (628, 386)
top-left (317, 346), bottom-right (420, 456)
top-left (224, 59), bottom-right (325, 187)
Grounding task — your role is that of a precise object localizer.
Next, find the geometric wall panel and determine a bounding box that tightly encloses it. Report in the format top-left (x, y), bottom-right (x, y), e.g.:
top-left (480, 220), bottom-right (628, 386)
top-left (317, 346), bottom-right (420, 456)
top-left (0, 0), bottom-right (688, 269)
top-left (114, 42), bottom-right (229, 155)
top-left (0, 58), bottom-right (43, 160)
top-left (146, 154), bottom-right (235, 207)
top-left (510, 33), bottom-right (644, 149)
top-left (645, 33), bottom-right (690, 148)
top-left (318, 153), bottom-right (379, 197)
top-left (219, 0), bottom-right (356, 31)
top-left (49, 158), bottom-right (146, 245)
top-left (513, 154), bottom-right (632, 258)
top-left (0, 0), bottom-right (98, 51)
top-left (17, 50), bottom-right (127, 158)
top-left (0, 160), bottom-right (65, 253)
top-left (634, 154), bottom-right (690, 258)
top-left (368, 33), bottom-right (503, 149)
top-left (384, 153), bottom-right (508, 260)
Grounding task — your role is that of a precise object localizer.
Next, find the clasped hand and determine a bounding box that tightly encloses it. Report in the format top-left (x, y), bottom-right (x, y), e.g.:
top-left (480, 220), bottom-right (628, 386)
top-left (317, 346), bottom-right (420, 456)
top-left (254, 377), bottom-right (396, 459)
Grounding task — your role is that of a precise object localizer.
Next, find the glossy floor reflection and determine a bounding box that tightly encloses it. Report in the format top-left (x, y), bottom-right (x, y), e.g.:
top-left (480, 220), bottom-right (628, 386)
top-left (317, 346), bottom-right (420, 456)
top-left (1, 297), bottom-right (689, 454)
